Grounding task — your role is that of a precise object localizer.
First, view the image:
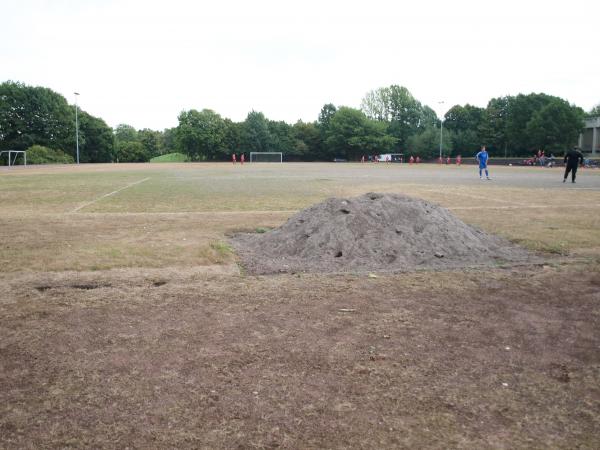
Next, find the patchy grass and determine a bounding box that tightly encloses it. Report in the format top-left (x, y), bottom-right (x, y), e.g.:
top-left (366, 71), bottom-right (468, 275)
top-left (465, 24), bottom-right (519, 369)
top-left (1, 163), bottom-right (599, 271)
top-left (511, 238), bottom-right (570, 255)
top-left (208, 241), bottom-right (234, 262)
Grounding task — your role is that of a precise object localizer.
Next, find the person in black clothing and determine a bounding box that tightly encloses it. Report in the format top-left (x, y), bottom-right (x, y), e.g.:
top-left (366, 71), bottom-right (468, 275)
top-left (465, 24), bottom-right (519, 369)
top-left (563, 147), bottom-right (584, 183)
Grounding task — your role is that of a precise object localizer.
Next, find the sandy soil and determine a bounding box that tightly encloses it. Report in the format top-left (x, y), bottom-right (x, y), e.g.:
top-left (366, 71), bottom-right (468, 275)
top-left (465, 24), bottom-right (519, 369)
top-left (232, 193), bottom-right (535, 274)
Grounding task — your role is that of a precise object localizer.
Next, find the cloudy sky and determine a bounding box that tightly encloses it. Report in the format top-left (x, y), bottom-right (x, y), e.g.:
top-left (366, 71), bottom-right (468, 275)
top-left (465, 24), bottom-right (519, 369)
top-left (2, 0), bottom-right (598, 130)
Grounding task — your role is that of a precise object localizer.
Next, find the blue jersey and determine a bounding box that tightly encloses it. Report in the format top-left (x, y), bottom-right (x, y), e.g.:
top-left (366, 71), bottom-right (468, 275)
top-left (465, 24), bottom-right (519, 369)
top-left (476, 151), bottom-right (489, 166)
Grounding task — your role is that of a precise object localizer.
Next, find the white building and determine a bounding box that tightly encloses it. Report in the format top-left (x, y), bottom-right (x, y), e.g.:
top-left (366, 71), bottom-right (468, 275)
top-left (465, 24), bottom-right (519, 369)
top-left (579, 117), bottom-right (599, 155)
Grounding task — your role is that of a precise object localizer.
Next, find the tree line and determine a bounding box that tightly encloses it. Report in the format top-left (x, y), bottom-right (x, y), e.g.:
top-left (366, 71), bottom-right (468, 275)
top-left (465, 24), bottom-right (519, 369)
top-left (1, 80), bottom-right (596, 164)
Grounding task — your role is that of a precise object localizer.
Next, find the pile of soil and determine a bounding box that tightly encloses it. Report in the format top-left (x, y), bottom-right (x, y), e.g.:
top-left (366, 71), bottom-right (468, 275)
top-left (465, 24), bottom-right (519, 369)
top-left (231, 193), bottom-right (534, 274)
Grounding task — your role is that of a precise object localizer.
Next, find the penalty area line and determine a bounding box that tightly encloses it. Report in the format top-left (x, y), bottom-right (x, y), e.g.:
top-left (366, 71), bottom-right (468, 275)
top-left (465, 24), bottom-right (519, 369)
top-left (70, 177), bottom-right (151, 213)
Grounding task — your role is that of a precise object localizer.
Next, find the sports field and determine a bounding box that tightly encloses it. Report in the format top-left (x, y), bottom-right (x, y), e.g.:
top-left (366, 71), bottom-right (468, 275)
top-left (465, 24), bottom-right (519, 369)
top-left (1, 162), bottom-right (600, 448)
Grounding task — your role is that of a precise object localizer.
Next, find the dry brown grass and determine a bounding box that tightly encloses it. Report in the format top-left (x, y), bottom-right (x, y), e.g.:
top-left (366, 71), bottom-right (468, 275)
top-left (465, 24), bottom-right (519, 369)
top-left (1, 162), bottom-right (600, 448)
top-left (0, 211), bottom-right (291, 272)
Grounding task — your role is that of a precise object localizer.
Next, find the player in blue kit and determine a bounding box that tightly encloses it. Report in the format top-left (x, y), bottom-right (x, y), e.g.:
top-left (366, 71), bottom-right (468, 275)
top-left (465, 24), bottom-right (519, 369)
top-left (476, 145), bottom-right (490, 180)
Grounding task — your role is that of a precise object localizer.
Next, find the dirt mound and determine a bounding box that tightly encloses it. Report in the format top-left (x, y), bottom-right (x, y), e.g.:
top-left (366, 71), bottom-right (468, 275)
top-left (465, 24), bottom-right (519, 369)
top-left (231, 193), bottom-right (534, 274)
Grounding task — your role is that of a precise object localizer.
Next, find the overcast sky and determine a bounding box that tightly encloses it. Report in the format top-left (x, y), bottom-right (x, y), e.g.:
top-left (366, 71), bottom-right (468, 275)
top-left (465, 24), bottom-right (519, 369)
top-left (2, 0), bottom-right (599, 130)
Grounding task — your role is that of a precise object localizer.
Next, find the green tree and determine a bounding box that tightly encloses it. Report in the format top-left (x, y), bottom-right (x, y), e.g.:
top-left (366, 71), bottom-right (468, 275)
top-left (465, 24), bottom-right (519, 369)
top-left (444, 104), bottom-right (484, 133)
top-left (162, 127), bottom-right (178, 155)
top-left (268, 120), bottom-right (295, 155)
top-left (586, 103), bottom-right (600, 118)
top-left (480, 96), bottom-right (510, 156)
top-left (116, 141), bottom-right (147, 162)
top-left (419, 105), bottom-right (438, 131)
top-left (361, 85), bottom-right (436, 150)
top-left (406, 126), bottom-right (453, 159)
top-left (450, 129), bottom-right (480, 156)
top-left (241, 111), bottom-right (271, 154)
top-left (444, 104), bottom-right (485, 155)
top-left (318, 103), bottom-right (337, 130)
top-left (317, 104), bottom-right (337, 159)
top-left (0, 81), bottom-right (74, 153)
top-left (138, 128), bottom-right (163, 159)
top-left (176, 109), bottom-right (227, 160)
top-left (505, 93), bottom-right (553, 153)
top-left (360, 89), bottom-right (389, 121)
top-left (113, 124), bottom-right (138, 161)
top-left (219, 119), bottom-right (242, 160)
top-left (326, 107), bottom-right (396, 160)
top-left (114, 124), bottom-right (138, 143)
top-left (77, 112), bottom-right (114, 162)
top-left (525, 99), bottom-right (584, 152)
top-left (292, 121), bottom-right (322, 160)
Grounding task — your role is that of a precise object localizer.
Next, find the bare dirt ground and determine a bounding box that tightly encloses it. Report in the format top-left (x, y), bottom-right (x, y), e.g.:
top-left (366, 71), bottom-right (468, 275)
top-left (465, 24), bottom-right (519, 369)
top-left (1, 264), bottom-right (599, 448)
top-left (1, 163), bottom-right (600, 448)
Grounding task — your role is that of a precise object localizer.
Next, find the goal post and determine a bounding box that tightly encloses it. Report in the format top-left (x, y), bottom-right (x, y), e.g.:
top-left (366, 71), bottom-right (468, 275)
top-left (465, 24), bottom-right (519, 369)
top-left (0, 150), bottom-right (27, 167)
top-left (249, 152), bottom-right (283, 163)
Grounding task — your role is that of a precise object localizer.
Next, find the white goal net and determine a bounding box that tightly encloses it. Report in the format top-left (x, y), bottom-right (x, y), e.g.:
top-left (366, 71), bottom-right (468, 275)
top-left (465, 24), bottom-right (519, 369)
top-left (249, 152), bottom-right (283, 163)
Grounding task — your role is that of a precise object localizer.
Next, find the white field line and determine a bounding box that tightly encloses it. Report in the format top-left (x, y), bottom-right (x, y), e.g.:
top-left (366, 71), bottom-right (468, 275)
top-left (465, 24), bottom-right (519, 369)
top-left (70, 177), bottom-right (151, 213)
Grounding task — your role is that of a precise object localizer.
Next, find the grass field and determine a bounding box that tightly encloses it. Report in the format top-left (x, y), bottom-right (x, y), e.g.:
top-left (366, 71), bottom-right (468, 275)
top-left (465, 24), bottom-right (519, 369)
top-left (1, 162), bottom-right (600, 448)
top-left (150, 152), bottom-right (190, 163)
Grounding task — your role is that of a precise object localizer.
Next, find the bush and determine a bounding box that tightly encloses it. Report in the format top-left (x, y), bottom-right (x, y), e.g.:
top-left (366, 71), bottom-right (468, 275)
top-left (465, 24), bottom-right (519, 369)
top-left (115, 141), bottom-right (148, 162)
top-left (150, 152), bottom-right (189, 163)
top-left (25, 145), bottom-right (74, 164)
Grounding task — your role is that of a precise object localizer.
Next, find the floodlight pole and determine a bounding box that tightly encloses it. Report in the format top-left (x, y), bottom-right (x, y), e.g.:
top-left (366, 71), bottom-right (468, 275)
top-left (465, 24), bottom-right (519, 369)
top-left (438, 101), bottom-right (445, 159)
top-left (74, 92), bottom-right (80, 164)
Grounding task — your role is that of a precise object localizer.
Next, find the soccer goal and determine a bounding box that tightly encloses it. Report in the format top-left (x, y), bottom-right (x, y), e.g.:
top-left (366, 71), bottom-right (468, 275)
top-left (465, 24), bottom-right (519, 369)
top-left (249, 152), bottom-right (283, 163)
top-left (0, 150), bottom-right (27, 167)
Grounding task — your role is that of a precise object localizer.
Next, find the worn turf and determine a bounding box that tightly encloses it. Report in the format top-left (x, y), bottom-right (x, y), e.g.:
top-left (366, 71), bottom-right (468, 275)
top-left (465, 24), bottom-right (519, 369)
top-left (1, 162), bottom-right (599, 448)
